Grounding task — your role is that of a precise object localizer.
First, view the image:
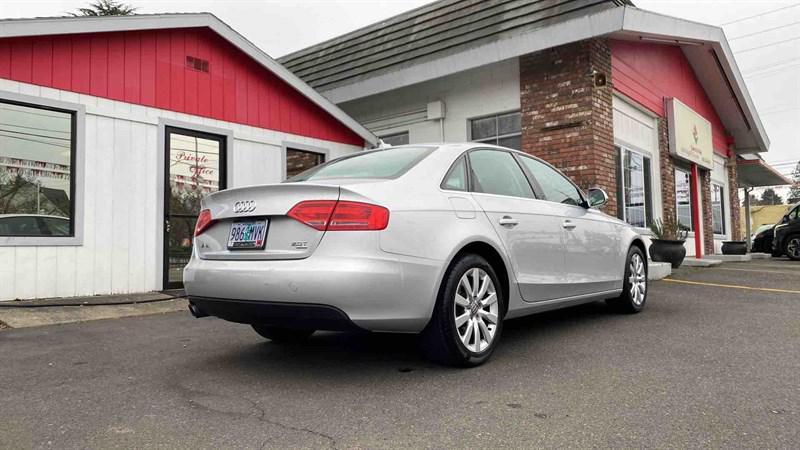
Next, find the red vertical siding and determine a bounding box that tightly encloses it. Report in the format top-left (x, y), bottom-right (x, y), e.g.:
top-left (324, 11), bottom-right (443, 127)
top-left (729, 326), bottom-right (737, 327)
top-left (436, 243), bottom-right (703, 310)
top-left (610, 40), bottom-right (729, 156)
top-left (0, 28), bottom-right (363, 145)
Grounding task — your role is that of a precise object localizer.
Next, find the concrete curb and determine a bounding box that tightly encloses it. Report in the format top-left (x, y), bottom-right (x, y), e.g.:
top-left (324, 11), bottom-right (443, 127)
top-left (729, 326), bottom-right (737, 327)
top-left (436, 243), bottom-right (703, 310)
top-left (648, 261), bottom-right (672, 280)
top-left (709, 254), bottom-right (752, 262)
top-left (680, 258), bottom-right (722, 267)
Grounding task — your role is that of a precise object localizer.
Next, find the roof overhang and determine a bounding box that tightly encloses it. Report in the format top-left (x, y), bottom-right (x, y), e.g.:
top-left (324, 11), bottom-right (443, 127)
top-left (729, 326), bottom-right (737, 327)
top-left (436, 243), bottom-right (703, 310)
top-left (0, 14), bottom-right (378, 146)
top-left (737, 158), bottom-right (792, 188)
top-left (313, 6), bottom-right (767, 154)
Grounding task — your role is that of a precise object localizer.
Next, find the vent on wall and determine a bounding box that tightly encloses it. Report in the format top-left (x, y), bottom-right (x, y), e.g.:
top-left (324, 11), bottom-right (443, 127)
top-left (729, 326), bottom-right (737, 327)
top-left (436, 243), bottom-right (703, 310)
top-left (186, 56), bottom-right (210, 73)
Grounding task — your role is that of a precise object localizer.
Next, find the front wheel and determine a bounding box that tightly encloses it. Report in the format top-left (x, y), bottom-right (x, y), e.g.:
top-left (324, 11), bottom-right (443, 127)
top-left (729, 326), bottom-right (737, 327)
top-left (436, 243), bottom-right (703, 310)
top-left (251, 325), bottom-right (314, 343)
top-left (785, 235), bottom-right (800, 261)
top-left (420, 254), bottom-right (505, 367)
top-left (607, 246), bottom-right (648, 313)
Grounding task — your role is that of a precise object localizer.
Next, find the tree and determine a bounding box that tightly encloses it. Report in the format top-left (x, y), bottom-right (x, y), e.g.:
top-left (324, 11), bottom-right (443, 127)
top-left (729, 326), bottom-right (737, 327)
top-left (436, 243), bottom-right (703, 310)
top-left (789, 161), bottom-right (800, 204)
top-left (759, 188), bottom-right (784, 206)
top-left (69, 0), bottom-right (137, 16)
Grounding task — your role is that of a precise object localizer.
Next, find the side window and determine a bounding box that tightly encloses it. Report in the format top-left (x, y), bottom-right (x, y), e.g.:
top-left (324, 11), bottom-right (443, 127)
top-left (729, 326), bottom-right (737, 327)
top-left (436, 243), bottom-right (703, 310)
top-left (516, 156), bottom-right (583, 206)
top-left (441, 156), bottom-right (468, 191)
top-left (468, 150), bottom-right (534, 199)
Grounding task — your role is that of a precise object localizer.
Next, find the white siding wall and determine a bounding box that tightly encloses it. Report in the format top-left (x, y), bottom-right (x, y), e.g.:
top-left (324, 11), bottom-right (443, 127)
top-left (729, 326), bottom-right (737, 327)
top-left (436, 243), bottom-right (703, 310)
top-left (0, 79), bottom-right (362, 301)
top-left (339, 59), bottom-right (520, 144)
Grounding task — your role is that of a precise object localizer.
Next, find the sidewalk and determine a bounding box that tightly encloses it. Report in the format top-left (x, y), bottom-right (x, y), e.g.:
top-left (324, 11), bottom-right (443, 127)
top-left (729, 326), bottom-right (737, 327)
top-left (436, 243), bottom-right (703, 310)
top-left (0, 291), bottom-right (187, 329)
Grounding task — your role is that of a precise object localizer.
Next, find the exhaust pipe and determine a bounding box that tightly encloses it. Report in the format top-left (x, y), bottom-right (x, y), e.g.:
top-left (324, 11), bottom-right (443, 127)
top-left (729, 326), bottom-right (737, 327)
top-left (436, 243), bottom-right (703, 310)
top-left (188, 302), bottom-right (209, 318)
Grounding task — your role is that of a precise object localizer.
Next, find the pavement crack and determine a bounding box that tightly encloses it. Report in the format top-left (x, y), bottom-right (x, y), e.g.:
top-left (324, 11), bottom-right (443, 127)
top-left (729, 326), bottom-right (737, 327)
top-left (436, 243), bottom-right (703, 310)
top-left (245, 397), bottom-right (339, 450)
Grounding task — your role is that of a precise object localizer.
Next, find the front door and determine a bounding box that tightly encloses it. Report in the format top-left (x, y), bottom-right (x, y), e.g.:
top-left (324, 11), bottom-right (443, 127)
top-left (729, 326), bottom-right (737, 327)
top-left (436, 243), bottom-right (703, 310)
top-left (163, 127), bottom-right (226, 289)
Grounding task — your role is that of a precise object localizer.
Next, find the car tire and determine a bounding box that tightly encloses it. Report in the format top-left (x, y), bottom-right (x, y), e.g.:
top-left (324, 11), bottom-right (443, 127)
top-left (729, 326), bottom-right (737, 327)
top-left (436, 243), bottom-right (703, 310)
top-left (251, 325), bottom-right (314, 343)
top-left (420, 254), bottom-right (505, 367)
top-left (785, 235), bottom-right (800, 261)
top-left (607, 246), bottom-right (648, 314)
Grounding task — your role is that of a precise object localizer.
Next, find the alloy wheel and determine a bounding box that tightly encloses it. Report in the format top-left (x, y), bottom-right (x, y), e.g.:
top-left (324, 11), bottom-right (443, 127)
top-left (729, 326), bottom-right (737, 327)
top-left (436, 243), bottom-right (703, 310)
top-left (629, 253), bottom-right (647, 306)
top-left (454, 268), bottom-right (498, 353)
top-left (788, 237), bottom-right (800, 259)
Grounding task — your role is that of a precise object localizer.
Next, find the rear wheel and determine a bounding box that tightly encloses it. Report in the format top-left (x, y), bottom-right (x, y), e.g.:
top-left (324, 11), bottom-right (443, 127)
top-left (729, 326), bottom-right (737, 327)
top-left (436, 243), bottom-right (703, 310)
top-left (421, 254), bottom-right (504, 367)
top-left (251, 325), bottom-right (314, 343)
top-left (785, 235), bottom-right (800, 261)
top-left (607, 246), bottom-right (648, 313)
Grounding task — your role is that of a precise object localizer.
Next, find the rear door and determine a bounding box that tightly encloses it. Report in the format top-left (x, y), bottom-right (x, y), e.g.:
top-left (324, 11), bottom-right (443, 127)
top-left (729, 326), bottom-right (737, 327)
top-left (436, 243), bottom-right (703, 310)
top-left (516, 155), bottom-right (622, 297)
top-left (466, 149), bottom-right (567, 302)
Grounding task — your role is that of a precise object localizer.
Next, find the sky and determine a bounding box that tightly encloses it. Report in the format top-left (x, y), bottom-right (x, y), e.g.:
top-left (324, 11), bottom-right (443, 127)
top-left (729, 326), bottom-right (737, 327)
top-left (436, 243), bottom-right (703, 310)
top-left (1, 0), bottom-right (798, 193)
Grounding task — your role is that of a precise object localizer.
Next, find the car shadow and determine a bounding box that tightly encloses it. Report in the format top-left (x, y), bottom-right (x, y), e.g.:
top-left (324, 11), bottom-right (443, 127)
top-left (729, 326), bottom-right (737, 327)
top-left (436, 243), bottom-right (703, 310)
top-left (181, 300), bottom-right (622, 381)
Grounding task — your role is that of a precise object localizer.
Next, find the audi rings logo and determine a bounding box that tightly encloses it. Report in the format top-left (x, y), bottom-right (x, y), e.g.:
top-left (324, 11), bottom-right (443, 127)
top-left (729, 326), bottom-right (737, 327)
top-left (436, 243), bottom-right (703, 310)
top-left (233, 200), bottom-right (257, 213)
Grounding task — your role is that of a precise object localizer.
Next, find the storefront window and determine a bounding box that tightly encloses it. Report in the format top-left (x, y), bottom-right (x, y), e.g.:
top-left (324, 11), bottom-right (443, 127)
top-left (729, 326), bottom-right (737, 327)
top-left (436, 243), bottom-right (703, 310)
top-left (712, 183), bottom-right (725, 235)
top-left (470, 111), bottom-right (521, 150)
top-left (286, 148), bottom-right (325, 178)
top-left (618, 147), bottom-right (652, 228)
top-left (0, 100), bottom-right (74, 237)
top-left (380, 132), bottom-right (409, 146)
top-left (675, 168), bottom-right (692, 231)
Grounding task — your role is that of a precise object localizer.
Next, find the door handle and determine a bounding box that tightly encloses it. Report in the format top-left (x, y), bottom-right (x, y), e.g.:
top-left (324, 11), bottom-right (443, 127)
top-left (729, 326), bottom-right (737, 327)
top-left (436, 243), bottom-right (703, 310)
top-left (498, 216), bottom-right (519, 227)
top-left (562, 220), bottom-right (576, 230)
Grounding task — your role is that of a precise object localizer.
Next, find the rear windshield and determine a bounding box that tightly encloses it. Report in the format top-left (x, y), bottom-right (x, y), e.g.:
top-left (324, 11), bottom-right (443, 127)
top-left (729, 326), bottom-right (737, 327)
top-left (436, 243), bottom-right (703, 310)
top-left (286, 146), bottom-right (434, 182)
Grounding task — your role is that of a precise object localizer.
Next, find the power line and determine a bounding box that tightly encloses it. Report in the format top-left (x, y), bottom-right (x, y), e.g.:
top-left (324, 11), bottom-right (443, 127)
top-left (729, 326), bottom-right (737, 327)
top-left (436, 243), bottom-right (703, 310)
top-left (0, 122), bottom-right (70, 135)
top-left (745, 63), bottom-right (800, 80)
top-left (729, 19), bottom-right (800, 41)
top-left (721, 4), bottom-right (800, 26)
top-left (736, 35), bottom-right (800, 54)
top-left (0, 128), bottom-right (71, 141)
top-left (0, 132), bottom-right (71, 149)
top-left (743, 56), bottom-right (800, 74)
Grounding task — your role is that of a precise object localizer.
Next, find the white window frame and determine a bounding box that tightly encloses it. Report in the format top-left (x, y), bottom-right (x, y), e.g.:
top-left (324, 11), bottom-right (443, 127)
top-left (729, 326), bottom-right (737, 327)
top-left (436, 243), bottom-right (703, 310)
top-left (711, 182), bottom-right (726, 236)
top-left (0, 90), bottom-right (85, 247)
top-left (467, 110), bottom-right (521, 148)
top-left (379, 131), bottom-right (410, 146)
top-left (710, 155), bottom-right (730, 238)
top-left (617, 144), bottom-right (653, 228)
top-left (675, 167), bottom-right (693, 232)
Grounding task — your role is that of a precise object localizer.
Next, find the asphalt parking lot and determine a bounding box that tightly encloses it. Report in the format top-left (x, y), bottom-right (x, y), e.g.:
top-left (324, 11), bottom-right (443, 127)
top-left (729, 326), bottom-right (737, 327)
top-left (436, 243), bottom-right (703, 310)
top-left (1, 259), bottom-right (798, 449)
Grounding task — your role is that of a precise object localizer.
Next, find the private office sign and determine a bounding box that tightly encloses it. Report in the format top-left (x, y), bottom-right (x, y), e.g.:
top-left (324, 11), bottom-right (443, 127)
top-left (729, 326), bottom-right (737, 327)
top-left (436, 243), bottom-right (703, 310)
top-left (667, 98), bottom-right (713, 170)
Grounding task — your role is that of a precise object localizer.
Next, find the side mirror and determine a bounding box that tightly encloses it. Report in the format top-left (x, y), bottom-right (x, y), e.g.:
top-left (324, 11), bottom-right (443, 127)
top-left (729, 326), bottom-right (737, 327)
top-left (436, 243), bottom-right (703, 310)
top-left (782, 215), bottom-right (790, 224)
top-left (586, 188), bottom-right (608, 208)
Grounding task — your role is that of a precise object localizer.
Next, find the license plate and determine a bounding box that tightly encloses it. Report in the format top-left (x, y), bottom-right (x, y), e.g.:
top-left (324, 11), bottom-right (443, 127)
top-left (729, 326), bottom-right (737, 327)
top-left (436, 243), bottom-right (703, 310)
top-left (227, 219), bottom-right (268, 250)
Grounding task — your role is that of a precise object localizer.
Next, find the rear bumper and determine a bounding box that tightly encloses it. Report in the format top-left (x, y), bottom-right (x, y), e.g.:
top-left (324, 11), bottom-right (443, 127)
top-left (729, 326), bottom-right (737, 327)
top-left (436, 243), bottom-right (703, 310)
top-left (183, 250), bottom-right (444, 333)
top-left (188, 297), bottom-right (364, 331)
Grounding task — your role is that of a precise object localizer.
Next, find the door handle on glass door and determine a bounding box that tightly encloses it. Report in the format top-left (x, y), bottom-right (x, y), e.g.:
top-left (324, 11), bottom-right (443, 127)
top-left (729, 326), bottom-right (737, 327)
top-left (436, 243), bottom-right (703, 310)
top-left (498, 216), bottom-right (519, 227)
top-left (562, 220), bottom-right (576, 230)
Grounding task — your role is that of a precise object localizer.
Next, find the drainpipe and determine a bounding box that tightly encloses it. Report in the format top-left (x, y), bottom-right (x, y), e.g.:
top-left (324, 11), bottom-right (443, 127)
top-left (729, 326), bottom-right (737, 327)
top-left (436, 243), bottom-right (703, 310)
top-left (690, 164), bottom-right (703, 259)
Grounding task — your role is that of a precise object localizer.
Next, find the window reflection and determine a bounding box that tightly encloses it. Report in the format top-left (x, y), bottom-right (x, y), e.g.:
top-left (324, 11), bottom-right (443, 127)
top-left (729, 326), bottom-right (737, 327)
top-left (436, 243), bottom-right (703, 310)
top-left (0, 101), bottom-right (73, 237)
top-left (286, 148), bottom-right (325, 178)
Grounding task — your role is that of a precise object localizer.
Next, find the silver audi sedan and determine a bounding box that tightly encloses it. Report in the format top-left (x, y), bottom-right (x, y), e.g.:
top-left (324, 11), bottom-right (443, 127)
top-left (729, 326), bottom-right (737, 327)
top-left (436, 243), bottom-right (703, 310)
top-left (185, 144), bottom-right (648, 366)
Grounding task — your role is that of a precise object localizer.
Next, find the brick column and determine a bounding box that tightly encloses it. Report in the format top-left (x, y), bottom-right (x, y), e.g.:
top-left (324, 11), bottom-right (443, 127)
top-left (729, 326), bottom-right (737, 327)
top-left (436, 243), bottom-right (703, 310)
top-left (727, 155), bottom-right (741, 240)
top-left (519, 39), bottom-right (617, 216)
top-left (701, 169), bottom-right (715, 255)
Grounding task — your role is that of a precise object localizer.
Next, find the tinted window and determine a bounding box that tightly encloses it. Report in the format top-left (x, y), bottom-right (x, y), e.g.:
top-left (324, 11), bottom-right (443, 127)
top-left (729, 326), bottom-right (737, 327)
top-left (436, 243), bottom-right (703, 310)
top-left (286, 148), bottom-right (325, 178)
top-left (468, 150), bottom-right (534, 198)
top-left (380, 132), bottom-right (409, 146)
top-left (441, 156), bottom-right (468, 191)
top-left (0, 100), bottom-right (74, 237)
top-left (287, 146), bottom-right (433, 182)
top-left (517, 156), bottom-right (583, 206)
top-left (470, 112), bottom-right (522, 150)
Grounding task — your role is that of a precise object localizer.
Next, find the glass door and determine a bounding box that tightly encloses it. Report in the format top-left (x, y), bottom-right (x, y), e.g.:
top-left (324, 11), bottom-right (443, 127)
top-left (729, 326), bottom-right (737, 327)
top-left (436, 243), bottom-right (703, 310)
top-left (163, 127), bottom-right (226, 289)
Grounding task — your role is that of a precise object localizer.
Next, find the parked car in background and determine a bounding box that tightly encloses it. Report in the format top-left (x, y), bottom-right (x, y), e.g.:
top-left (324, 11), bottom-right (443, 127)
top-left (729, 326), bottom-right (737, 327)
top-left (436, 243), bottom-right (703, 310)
top-left (751, 223), bottom-right (775, 254)
top-left (772, 203), bottom-right (800, 260)
top-left (184, 144), bottom-right (648, 367)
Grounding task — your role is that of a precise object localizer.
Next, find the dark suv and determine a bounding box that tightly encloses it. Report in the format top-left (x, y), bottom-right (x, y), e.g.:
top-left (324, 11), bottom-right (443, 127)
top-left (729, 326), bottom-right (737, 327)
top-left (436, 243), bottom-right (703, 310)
top-left (772, 203), bottom-right (800, 260)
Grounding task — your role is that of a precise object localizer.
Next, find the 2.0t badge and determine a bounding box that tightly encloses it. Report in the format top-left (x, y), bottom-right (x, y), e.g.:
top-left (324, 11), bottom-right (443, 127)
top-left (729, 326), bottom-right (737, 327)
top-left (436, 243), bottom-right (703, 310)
top-left (233, 200), bottom-right (256, 213)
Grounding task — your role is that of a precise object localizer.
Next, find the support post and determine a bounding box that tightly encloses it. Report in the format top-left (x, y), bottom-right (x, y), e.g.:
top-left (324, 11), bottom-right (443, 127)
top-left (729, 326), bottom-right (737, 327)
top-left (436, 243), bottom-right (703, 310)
top-left (744, 186), bottom-right (752, 250)
top-left (690, 164), bottom-right (703, 259)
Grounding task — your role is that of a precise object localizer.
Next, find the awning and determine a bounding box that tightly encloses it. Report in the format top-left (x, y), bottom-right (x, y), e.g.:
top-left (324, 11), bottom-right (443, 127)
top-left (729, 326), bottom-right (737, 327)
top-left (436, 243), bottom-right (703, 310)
top-left (738, 158), bottom-right (791, 188)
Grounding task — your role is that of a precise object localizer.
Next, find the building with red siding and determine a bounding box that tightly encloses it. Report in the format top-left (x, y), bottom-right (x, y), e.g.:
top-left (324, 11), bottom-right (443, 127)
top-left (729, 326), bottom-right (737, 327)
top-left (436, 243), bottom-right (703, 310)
top-left (282, 0), bottom-right (789, 263)
top-left (0, 14), bottom-right (376, 301)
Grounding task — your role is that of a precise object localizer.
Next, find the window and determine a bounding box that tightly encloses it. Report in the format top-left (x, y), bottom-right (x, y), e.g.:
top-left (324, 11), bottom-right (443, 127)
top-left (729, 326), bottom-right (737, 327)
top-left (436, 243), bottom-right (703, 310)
top-left (617, 146), bottom-right (653, 228)
top-left (469, 111), bottom-right (521, 150)
top-left (287, 146), bottom-right (434, 182)
top-left (711, 183), bottom-right (725, 235)
top-left (286, 148), bottom-right (325, 178)
top-left (441, 156), bottom-right (468, 191)
top-left (516, 155), bottom-right (583, 206)
top-left (380, 132), bottom-right (409, 146)
top-left (468, 149), bottom-right (534, 198)
top-left (0, 100), bottom-right (75, 237)
top-left (675, 168), bottom-right (693, 231)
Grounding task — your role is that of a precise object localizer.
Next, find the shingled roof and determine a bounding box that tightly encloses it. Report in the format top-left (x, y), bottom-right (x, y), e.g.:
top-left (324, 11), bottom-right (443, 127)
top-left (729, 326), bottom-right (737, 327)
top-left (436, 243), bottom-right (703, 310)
top-left (278, 0), bottom-right (634, 91)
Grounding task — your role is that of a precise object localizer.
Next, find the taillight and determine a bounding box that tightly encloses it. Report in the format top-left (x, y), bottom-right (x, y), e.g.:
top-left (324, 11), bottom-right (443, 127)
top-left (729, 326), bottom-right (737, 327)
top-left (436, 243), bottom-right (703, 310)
top-left (194, 209), bottom-right (214, 236)
top-left (287, 200), bottom-right (389, 231)
top-left (287, 201), bottom-right (338, 231)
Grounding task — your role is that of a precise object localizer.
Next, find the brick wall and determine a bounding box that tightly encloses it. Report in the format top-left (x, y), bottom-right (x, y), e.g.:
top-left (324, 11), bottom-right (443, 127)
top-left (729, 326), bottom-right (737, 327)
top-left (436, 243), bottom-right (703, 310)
top-left (727, 155), bottom-right (741, 240)
top-left (657, 117), bottom-right (676, 223)
top-left (701, 169), bottom-right (715, 255)
top-left (519, 39), bottom-right (617, 216)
